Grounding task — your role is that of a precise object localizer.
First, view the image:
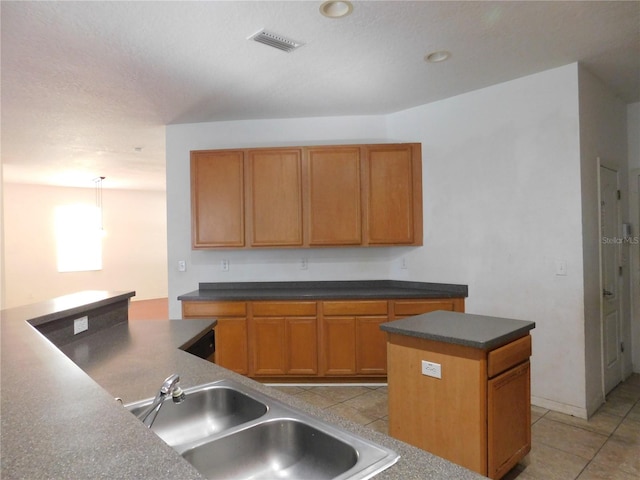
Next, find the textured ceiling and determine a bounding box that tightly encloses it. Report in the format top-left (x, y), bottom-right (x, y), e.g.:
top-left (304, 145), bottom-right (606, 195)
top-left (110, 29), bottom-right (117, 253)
top-left (2, 1), bottom-right (639, 190)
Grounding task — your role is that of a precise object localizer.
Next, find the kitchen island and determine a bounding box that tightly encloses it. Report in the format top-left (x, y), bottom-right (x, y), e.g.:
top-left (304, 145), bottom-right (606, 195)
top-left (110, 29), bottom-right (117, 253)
top-left (1, 290), bottom-right (485, 479)
top-left (381, 311), bottom-right (536, 480)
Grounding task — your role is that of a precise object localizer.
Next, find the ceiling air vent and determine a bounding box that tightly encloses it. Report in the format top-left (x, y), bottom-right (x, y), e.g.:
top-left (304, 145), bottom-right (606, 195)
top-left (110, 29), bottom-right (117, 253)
top-left (248, 29), bottom-right (304, 53)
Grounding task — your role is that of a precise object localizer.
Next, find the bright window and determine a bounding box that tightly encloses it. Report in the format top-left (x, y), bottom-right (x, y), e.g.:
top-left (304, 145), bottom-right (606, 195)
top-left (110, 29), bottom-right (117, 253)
top-left (55, 204), bottom-right (102, 272)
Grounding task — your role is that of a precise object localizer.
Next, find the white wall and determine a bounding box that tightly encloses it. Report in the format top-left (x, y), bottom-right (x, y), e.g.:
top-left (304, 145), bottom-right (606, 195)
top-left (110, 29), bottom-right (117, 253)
top-left (166, 115), bottom-right (395, 318)
top-left (166, 63), bottom-right (631, 417)
top-left (386, 64), bottom-right (589, 416)
top-left (628, 102), bottom-right (640, 373)
top-left (3, 183), bottom-right (168, 308)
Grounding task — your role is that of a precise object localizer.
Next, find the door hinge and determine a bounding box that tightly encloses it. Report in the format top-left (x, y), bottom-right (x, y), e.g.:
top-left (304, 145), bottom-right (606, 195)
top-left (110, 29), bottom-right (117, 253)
top-left (619, 265), bottom-right (623, 276)
top-left (621, 342), bottom-right (625, 353)
top-left (617, 190), bottom-right (621, 200)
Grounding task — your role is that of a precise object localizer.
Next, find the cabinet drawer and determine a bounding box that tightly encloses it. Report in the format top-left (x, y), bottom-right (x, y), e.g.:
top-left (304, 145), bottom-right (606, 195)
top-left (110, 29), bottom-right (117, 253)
top-left (488, 335), bottom-right (532, 378)
top-left (183, 301), bottom-right (247, 318)
top-left (393, 299), bottom-right (458, 316)
top-left (252, 301), bottom-right (317, 316)
top-left (322, 300), bottom-right (388, 316)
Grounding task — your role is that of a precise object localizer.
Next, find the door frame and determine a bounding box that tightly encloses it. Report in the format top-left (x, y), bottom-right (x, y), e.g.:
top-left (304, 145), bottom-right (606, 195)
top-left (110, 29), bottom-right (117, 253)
top-left (597, 160), bottom-right (624, 394)
top-left (629, 168), bottom-right (640, 374)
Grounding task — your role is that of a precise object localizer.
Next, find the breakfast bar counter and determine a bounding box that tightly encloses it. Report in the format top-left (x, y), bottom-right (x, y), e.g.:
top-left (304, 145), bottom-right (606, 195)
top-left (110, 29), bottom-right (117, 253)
top-left (1, 291), bottom-right (485, 480)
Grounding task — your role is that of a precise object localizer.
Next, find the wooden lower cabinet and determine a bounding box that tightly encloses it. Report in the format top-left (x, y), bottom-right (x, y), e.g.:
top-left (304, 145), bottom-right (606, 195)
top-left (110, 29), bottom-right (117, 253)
top-left (322, 316), bottom-right (357, 375)
top-left (215, 317), bottom-right (249, 375)
top-left (320, 300), bottom-right (389, 376)
top-left (250, 301), bottom-right (318, 376)
top-left (391, 298), bottom-right (465, 319)
top-left (488, 361), bottom-right (531, 479)
top-left (387, 333), bottom-right (532, 479)
top-left (355, 316), bottom-right (388, 374)
top-left (182, 296), bottom-right (464, 380)
top-left (182, 301), bottom-right (248, 374)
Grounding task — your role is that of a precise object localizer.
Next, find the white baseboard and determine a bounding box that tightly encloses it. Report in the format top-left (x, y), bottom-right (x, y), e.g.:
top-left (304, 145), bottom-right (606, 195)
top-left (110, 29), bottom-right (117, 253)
top-left (531, 395), bottom-right (588, 419)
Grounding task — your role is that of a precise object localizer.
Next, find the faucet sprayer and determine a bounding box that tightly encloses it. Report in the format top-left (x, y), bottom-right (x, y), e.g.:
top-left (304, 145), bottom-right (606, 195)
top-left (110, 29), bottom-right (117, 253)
top-left (137, 374), bottom-right (185, 428)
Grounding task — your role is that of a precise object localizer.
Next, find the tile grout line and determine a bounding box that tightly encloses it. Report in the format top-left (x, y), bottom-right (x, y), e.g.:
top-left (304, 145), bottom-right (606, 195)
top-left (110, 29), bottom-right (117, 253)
top-left (560, 386), bottom-right (640, 480)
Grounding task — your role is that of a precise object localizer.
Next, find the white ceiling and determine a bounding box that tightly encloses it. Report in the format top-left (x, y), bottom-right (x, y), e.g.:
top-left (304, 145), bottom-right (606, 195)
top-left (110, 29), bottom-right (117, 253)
top-left (2, 1), bottom-right (639, 191)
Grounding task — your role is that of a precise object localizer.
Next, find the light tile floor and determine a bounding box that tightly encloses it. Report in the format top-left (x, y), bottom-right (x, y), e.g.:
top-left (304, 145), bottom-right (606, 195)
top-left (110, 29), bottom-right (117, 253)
top-left (272, 373), bottom-right (640, 480)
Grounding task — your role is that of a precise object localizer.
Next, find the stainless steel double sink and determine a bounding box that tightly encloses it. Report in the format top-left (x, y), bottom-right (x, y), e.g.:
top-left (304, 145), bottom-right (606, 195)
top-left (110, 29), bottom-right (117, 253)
top-left (125, 379), bottom-right (399, 480)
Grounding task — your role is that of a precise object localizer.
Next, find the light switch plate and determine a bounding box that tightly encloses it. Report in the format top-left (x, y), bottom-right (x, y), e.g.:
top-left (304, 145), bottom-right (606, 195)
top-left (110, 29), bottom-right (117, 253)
top-left (421, 360), bottom-right (442, 379)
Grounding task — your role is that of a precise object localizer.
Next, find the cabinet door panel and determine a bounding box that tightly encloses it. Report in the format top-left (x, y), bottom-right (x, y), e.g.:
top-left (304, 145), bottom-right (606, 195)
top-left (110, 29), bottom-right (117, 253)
top-left (183, 301), bottom-right (247, 318)
top-left (488, 361), bottom-right (531, 479)
top-left (322, 317), bottom-right (356, 375)
top-left (392, 298), bottom-right (464, 318)
top-left (323, 300), bottom-right (388, 316)
top-left (252, 317), bottom-right (287, 375)
top-left (191, 151), bottom-right (245, 247)
top-left (287, 317), bottom-right (318, 374)
top-left (356, 316), bottom-right (387, 374)
top-left (307, 147), bottom-right (361, 245)
top-left (252, 301), bottom-right (316, 316)
top-left (215, 317), bottom-right (248, 375)
top-left (248, 149), bottom-right (303, 246)
top-left (364, 144), bottom-right (421, 245)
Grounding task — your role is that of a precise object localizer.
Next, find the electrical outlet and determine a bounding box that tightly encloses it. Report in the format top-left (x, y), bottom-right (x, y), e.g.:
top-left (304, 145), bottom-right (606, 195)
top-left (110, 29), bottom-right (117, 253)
top-left (178, 260), bottom-right (186, 272)
top-left (221, 259), bottom-right (229, 272)
top-left (421, 360), bottom-right (441, 379)
top-left (301, 258), bottom-right (308, 270)
top-left (401, 257), bottom-right (408, 269)
top-left (74, 316), bottom-right (89, 335)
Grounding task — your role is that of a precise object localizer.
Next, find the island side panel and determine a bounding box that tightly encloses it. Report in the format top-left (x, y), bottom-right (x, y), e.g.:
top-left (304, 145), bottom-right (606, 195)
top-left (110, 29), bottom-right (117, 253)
top-left (387, 333), bottom-right (488, 476)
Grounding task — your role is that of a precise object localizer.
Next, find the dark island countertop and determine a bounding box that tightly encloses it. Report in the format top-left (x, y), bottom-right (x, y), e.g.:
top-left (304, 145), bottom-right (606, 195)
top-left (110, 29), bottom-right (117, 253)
top-left (1, 291), bottom-right (485, 480)
top-left (178, 280), bottom-right (468, 302)
top-left (380, 310), bottom-right (535, 350)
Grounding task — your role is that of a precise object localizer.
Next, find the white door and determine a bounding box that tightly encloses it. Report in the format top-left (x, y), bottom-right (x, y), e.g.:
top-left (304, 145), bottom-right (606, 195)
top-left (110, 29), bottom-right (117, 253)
top-left (600, 165), bottom-right (623, 394)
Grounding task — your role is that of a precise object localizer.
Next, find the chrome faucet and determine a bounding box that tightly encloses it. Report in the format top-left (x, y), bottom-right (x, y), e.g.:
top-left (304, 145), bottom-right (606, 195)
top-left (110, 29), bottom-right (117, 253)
top-left (137, 374), bottom-right (186, 428)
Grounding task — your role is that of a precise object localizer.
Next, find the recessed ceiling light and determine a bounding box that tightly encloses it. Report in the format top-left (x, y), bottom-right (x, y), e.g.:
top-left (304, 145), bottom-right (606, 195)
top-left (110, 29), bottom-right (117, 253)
top-left (320, 1), bottom-right (353, 18)
top-left (424, 51), bottom-right (451, 63)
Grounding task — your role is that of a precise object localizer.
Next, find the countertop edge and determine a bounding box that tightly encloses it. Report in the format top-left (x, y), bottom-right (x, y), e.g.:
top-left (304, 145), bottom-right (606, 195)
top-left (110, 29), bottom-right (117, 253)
top-left (382, 322), bottom-right (535, 350)
top-left (177, 280), bottom-right (468, 302)
top-left (380, 310), bottom-right (536, 350)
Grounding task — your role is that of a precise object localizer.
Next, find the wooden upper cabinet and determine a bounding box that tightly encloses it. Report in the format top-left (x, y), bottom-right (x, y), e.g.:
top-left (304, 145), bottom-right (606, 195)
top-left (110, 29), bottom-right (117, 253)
top-left (306, 146), bottom-right (362, 246)
top-left (191, 150), bottom-right (245, 248)
top-left (364, 144), bottom-right (422, 245)
top-left (190, 143), bottom-right (422, 249)
top-left (248, 148), bottom-right (303, 247)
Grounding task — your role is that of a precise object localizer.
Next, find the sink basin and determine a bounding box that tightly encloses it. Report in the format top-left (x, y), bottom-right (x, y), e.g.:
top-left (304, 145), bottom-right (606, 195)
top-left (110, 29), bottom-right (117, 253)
top-left (126, 379), bottom-right (399, 479)
top-left (182, 418), bottom-right (358, 480)
top-left (126, 383), bottom-right (267, 448)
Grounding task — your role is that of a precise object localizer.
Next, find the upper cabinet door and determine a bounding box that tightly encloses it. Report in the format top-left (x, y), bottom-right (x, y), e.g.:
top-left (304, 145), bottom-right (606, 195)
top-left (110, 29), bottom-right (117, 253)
top-left (190, 143), bottom-right (422, 249)
top-left (191, 150), bottom-right (245, 248)
top-left (306, 146), bottom-right (362, 246)
top-left (248, 148), bottom-right (303, 247)
top-left (364, 144), bottom-right (423, 245)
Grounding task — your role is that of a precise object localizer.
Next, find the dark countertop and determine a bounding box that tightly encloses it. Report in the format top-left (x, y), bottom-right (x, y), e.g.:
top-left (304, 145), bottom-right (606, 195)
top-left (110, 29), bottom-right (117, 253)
top-left (1, 291), bottom-right (485, 480)
top-left (380, 310), bottom-right (535, 350)
top-left (178, 280), bottom-right (468, 301)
